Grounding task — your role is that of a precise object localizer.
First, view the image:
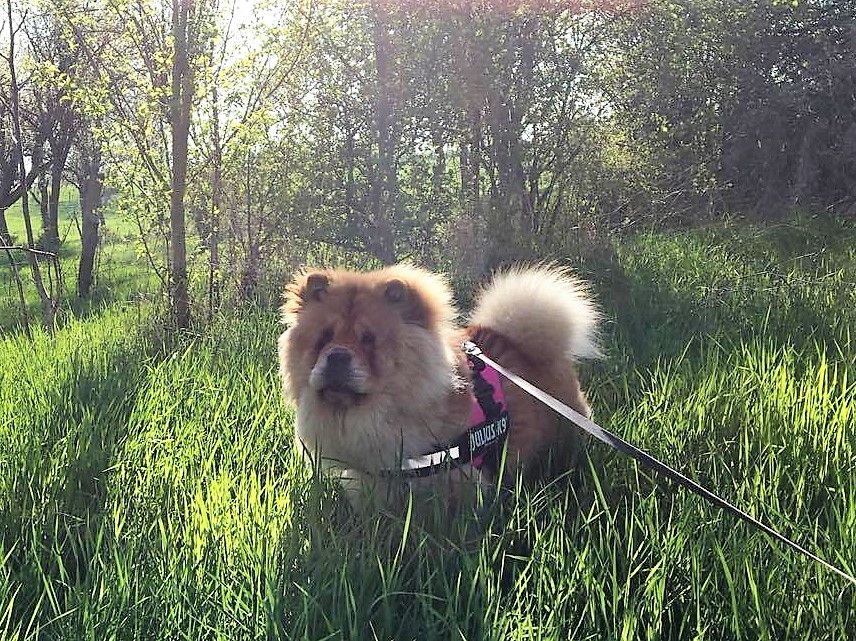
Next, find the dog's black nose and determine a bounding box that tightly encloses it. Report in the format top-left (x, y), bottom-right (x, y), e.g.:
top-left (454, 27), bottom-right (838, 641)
top-left (327, 347), bottom-right (352, 368)
top-left (324, 347), bottom-right (353, 389)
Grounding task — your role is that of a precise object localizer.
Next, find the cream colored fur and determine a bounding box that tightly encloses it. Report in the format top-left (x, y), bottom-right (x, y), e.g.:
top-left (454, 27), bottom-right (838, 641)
top-left (469, 264), bottom-right (601, 362)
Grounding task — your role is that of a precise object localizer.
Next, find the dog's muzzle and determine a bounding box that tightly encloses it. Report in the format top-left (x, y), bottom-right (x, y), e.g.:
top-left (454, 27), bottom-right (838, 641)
top-left (310, 346), bottom-right (368, 405)
top-left (322, 347), bottom-right (354, 391)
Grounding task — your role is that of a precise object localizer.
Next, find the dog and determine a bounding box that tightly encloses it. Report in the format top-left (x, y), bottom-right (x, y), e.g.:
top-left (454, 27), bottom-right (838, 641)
top-left (277, 264), bottom-right (600, 508)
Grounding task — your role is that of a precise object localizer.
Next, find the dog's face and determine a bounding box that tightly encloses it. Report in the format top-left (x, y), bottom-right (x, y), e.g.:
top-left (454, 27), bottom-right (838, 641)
top-left (279, 265), bottom-right (460, 413)
top-left (281, 271), bottom-right (414, 409)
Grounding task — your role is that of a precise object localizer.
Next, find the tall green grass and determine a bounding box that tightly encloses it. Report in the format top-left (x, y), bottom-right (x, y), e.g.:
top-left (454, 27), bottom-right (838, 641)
top-left (1, 218), bottom-right (854, 639)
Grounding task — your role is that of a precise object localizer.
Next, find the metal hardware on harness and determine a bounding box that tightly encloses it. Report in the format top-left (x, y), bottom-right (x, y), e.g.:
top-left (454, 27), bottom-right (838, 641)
top-left (376, 348), bottom-right (510, 479)
top-left (461, 340), bottom-right (856, 586)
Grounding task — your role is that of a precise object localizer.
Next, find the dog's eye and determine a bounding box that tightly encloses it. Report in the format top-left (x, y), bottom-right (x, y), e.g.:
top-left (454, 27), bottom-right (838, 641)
top-left (315, 327), bottom-right (334, 352)
top-left (360, 332), bottom-right (376, 347)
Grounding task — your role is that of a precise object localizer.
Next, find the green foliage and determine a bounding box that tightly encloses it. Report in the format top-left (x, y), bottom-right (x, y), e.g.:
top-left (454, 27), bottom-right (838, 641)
top-left (21, 0), bottom-right (850, 326)
top-left (1, 218), bottom-right (854, 639)
top-left (595, 0), bottom-right (856, 221)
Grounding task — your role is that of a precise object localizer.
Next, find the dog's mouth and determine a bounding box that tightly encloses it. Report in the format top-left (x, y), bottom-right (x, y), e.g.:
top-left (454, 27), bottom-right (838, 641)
top-left (309, 351), bottom-right (370, 408)
top-left (318, 386), bottom-right (368, 408)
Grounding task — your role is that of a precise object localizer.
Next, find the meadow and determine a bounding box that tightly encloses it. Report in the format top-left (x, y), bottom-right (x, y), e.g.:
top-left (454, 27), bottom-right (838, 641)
top-left (0, 190), bottom-right (158, 333)
top-left (1, 210), bottom-right (854, 639)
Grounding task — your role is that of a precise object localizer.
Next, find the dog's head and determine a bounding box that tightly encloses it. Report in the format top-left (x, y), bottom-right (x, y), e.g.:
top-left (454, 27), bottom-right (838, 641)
top-left (278, 265), bottom-right (459, 413)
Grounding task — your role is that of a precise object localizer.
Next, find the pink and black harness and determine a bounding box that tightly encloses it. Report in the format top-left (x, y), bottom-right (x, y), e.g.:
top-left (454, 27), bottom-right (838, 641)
top-left (379, 348), bottom-right (511, 478)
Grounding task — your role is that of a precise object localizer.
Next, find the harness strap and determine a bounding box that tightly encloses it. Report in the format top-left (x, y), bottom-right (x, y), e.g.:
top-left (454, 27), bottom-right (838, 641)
top-left (377, 349), bottom-right (510, 479)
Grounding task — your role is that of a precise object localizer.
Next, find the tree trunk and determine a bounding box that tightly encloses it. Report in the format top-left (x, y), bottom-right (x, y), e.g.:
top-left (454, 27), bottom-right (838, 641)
top-left (458, 28), bottom-right (486, 220)
top-left (41, 162), bottom-right (63, 251)
top-left (369, 5), bottom-right (397, 264)
top-left (38, 169), bottom-right (51, 245)
top-left (240, 149), bottom-right (257, 299)
top-left (469, 108), bottom-right (482, 213)
top-left (344, 126), bottom-right (355, 213)
top-left (0, 160), bottom-right (13, 244)
top-left (208, 77), bottom-right (221, 318)
top-left (77, 131), bottom-right (102, 297)
top-left (241, 242), bottom-right (259, 300)
top-left (0, 208), bottom-right (9, 244)
top-left (431, 123), bottom-right (445, 203)
top-left (169, 0), bottom-right (192, 329)
top-left (6, 0), bottom-right (56, 327)
top-left (458, 143), bottom-right (469, 211)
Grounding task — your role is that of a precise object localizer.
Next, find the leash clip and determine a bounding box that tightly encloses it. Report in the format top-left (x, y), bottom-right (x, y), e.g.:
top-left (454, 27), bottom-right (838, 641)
top-left (461, 340), bottom-right (482, 357)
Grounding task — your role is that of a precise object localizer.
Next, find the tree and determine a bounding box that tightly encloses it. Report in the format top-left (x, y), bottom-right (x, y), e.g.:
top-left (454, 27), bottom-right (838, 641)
top-left (58, 0), bottom-right (219, 327)
top-left (27, 12), bottom-right (80, 251)
top-left (3, 0), bottom-right (61, 327)
top-left (75, 120), bottom-right (101, 297)
top-left (190, 0), bottom-right (318, 299)
top-left (0, 69), bottom-right (45, 245)
top-left (169, 0), bottom-right (194, 328)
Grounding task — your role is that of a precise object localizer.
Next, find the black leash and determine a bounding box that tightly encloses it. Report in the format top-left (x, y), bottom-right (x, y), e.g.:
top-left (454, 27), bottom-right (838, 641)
top-left (462, 341), bottom-right (856, 586)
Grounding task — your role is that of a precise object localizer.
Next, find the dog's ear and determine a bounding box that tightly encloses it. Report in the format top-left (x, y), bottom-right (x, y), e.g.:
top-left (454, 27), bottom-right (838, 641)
top-left (304, 273), bottom-right (329, 301)
top-left (282, 271), bottom-right (329, 323)
top-left (382, 278), bottom-right (430, 326)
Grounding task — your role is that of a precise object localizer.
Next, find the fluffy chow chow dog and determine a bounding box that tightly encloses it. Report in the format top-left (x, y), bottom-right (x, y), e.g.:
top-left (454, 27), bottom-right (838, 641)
top-left (278, 264), bottom-right (600, 506)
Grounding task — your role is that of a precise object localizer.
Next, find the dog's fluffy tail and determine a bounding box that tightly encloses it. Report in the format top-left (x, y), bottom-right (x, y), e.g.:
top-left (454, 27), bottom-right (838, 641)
top-left (469, 264), bottom-right (602, 362)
